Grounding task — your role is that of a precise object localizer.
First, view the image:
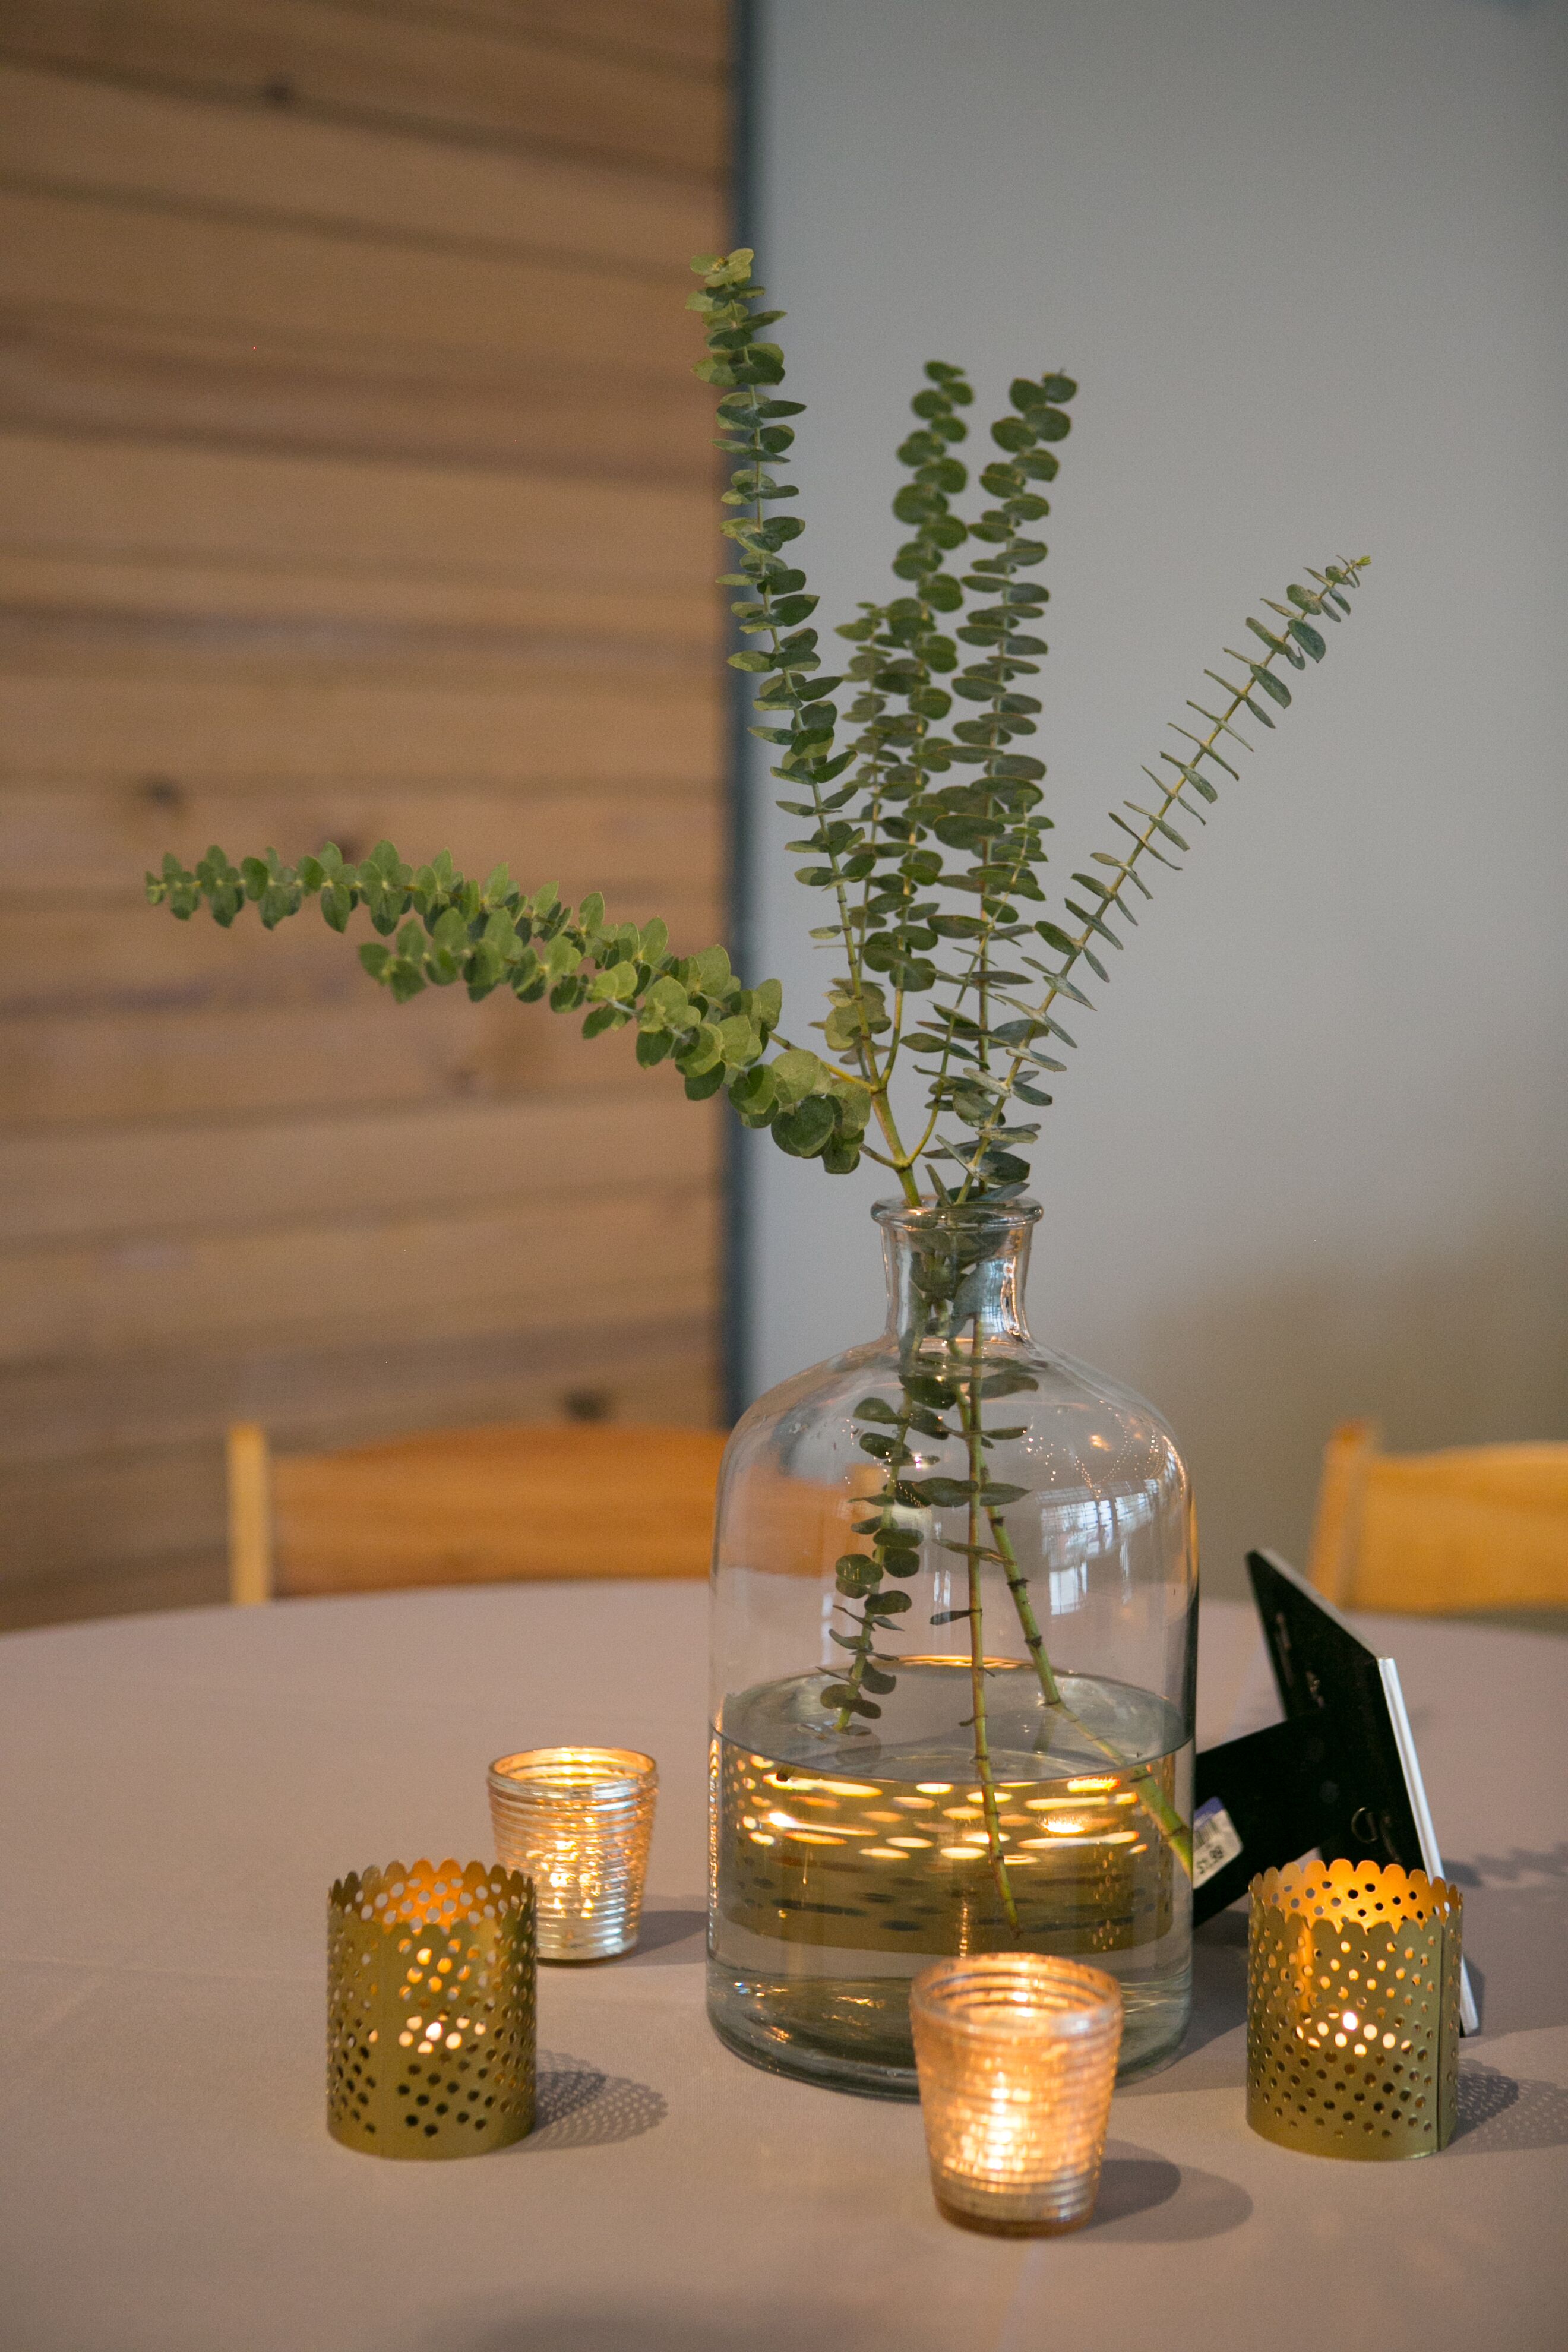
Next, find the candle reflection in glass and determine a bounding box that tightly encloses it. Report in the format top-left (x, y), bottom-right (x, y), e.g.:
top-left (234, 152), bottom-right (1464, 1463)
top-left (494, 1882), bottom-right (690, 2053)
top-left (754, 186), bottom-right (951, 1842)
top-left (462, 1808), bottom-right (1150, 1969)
top-left (910, 1953), bottom-right (1123, 2233)
top-left (488, 1746), bottom-right (657, 1961)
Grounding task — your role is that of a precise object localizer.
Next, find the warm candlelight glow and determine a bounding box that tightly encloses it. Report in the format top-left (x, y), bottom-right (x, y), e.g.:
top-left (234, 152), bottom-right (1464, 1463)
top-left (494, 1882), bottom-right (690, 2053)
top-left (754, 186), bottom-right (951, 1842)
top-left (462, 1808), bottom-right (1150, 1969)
top-left (910, 1955), bottom-right (1123, 2234)
top-left (488, 1746), bottom-right (657, 1962)
top-left (327, 1858), bottom-right (535, 2161)
top-left (1248, 1857), bottom-right (1463, 2160)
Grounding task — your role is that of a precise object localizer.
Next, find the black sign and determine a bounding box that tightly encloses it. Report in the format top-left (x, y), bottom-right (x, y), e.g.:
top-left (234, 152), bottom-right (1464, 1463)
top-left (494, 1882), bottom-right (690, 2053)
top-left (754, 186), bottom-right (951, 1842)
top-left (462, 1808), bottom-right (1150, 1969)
top-left (1192, 1550), bottom-right (1476, 2030)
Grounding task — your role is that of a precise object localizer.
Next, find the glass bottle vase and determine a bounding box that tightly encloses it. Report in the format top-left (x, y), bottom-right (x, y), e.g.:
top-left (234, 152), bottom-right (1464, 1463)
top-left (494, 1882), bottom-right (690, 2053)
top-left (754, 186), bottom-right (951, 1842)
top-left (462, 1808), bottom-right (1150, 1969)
top-left (707, 1198), bottom-right (1196, 2099)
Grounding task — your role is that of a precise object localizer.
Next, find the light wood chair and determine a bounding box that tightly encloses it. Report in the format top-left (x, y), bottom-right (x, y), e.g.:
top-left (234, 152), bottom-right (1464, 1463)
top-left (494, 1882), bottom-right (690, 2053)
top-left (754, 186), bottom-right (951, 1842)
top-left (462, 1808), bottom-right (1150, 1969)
top-left (226, 1420), bottom-right (728, 1604)
top-left (1307, 1418), bottom-right (1568, 1614)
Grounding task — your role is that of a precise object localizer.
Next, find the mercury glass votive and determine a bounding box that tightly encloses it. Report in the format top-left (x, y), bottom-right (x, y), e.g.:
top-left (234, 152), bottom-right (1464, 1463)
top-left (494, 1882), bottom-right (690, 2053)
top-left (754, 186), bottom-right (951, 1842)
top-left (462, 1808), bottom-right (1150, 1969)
top-left (910, 1954), bottom-right (1124, 2233)
top-left (488, 1746), bottom-right (658, 1960)
top-left (1248, 1857), bottom-right (1462, 2158)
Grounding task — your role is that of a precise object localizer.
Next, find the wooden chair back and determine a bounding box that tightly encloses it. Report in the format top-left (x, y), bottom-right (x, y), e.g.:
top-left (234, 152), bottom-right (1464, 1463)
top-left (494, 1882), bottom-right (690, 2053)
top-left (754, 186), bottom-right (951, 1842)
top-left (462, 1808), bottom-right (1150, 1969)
top-left (1307, 1418), bottom-right (1568, 1613)
top-left (226, 1420), bottom-right (727, 1603)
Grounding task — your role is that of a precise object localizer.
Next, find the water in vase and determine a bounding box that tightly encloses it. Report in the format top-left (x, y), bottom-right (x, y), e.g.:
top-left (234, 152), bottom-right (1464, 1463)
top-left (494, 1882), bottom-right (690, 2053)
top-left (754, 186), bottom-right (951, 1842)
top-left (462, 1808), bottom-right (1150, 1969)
top-left (709, 1658), bottom-right (1191, 2098)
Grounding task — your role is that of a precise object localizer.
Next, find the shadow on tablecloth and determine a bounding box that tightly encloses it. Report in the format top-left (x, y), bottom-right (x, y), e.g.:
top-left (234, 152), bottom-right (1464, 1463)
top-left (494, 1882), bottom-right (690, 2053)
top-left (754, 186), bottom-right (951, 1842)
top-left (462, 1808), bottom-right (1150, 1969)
top-left (1079, 2140), bottom-right (1252, 2239)
top-left (505, 2050), bottom-right (667, 2152)
top-left (1451, 2063), bottom-right (1568, 2155)
top-left (1449, 1845), bottom-right (1568, 2035)
top-left (618, 1907), bottom-right (706, 1963)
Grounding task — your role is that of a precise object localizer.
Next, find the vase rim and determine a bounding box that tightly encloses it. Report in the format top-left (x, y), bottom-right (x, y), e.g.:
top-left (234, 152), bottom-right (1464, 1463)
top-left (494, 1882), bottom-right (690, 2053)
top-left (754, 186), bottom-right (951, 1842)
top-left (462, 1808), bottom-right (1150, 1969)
top-left (872, 1194), bottom-right (1042, 1231)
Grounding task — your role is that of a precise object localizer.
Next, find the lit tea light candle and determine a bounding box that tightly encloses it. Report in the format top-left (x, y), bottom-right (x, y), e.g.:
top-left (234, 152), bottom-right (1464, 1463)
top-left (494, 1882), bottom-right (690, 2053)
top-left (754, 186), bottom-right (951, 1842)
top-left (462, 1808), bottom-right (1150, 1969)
top-left (1248, 1857), bottom-right (1463, 2158)
top-left (327, 1858), bottom-right (535, 2160)
top-left (487, 1746), bottom-right (657, 1962)
top-left (910, 1954), bottom-right (1123, 2234)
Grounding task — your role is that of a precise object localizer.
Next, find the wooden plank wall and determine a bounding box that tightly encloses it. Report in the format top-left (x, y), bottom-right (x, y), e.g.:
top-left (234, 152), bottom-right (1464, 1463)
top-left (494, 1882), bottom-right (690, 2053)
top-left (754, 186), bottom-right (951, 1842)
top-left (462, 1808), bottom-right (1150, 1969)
top-left (0, 1), bottom-right (731, 1628)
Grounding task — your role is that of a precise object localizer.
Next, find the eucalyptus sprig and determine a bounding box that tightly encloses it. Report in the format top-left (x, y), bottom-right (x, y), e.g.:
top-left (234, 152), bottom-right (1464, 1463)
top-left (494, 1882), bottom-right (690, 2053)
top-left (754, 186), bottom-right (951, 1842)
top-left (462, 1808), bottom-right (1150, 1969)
top-left (147, 244), bottom-right (1371, 1918)
top-left (145, 837), bottom-right (870, 1153)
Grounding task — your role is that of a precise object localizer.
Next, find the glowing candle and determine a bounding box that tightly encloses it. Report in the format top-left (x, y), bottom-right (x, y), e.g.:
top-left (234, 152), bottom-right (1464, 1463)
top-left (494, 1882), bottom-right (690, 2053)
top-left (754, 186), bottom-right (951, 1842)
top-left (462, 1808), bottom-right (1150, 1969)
top-left (909, 1954), bottom-right (1123, 2233)
top-left (488, 1746), bottom-right (657, 1962)
top-left (1247, 1857), bottom-right (1462, 2158)
top-left (327, 1858), bottom-right (535, 2159)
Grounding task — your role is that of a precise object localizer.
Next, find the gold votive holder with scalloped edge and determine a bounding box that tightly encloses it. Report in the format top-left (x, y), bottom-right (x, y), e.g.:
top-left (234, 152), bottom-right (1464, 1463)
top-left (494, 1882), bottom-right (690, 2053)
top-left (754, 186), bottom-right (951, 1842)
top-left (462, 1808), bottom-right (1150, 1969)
top-left (327, 1858), bottom-right (535, 2158)
top-left (1247, 1857), bottom-right (1462, 2160)
top-left (488, 1746), bottom-right (657, 1961)
top-left (910, 1953), bottom-right (1124, 2234)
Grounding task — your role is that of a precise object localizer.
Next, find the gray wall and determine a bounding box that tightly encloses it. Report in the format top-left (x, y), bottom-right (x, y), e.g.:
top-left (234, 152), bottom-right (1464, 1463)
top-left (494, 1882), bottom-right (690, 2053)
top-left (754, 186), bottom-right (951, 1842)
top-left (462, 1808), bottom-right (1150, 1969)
top-left (736, 0), bottom-right (1568, 1597)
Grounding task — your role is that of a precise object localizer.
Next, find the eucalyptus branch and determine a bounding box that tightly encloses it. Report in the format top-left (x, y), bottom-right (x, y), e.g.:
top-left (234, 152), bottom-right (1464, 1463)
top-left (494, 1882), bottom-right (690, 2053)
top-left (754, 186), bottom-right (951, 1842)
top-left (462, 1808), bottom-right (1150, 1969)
top-left (944, 382), bottom-right (1064, 1086)
top-left (143, 838), bottom-right (878, 1156)
top-left (695, 251), bottom-right (916, 1186)
top-left (945, 557), bottom-right (1371, 1202)
top-left (837, 362), bottom-right (975, 1100)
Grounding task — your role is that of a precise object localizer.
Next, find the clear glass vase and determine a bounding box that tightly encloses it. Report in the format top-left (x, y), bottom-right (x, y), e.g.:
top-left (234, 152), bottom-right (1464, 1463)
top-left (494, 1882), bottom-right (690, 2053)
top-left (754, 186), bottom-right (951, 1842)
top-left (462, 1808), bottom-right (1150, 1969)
top-left (708, 1197), bottom-right (1196, 2099)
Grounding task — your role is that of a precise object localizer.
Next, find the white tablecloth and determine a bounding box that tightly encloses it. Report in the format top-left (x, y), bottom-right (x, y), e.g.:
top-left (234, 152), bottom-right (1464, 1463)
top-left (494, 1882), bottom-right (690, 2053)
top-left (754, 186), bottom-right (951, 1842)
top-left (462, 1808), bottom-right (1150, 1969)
top-left (1, 1588), bottom-right (1564, 2352)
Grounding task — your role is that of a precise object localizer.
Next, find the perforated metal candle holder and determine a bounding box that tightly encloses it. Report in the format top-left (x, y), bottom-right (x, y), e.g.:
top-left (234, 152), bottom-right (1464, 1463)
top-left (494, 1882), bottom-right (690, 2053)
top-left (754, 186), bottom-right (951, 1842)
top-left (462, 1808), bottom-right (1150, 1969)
top-left (327, 1858), bottom-right (535, 2158)
top-left (910, 1954), bottom-right (1124, 2234)
top-left (488, 1747), bottom-right (657, 1961)
top-left (1247, 1857), bottom-right (1462, 2160)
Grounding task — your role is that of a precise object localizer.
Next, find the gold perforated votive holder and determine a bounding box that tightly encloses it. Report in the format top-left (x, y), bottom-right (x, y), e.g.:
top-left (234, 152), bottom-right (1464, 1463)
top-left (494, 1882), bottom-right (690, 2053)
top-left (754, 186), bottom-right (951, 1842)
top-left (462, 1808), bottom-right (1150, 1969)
top-left (488, 1746), bottom-right (657, 1961)
top-left (1247, 1857), bottom-right (1462, 2160)
top-left (910, 1955), bottom-right (1124, 2234)
top-left (327, 1858), bottom-right (535, 2158)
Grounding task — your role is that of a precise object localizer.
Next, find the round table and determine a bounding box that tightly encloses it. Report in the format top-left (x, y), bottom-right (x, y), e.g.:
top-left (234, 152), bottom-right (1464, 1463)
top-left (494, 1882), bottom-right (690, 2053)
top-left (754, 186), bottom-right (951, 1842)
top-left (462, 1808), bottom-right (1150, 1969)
top-left (2, 1586), bottom-right (1564, 2352)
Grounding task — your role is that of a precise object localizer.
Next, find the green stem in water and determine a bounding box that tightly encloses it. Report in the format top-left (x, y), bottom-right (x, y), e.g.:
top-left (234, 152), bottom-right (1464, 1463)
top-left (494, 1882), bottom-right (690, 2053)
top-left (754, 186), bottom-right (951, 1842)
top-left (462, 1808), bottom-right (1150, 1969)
top-left (957, 1328), bottom-right (1017, 1931)
top-left (985, 1504), bottom-right (1193, 1875)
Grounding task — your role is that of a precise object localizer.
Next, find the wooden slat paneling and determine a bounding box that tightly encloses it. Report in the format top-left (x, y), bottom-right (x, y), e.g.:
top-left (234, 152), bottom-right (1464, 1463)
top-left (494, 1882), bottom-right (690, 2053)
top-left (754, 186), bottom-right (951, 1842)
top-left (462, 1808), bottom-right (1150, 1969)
top-left (0, 1314), bottom-right (720, 1474)
top-left (1, 1441), bottom-right (229, 1576)
top-left (0, 664), bottom-right (720, 783)
top-left (0, 4), bottom-right (731, 1626)
top-left (0, 546), bottom-right (717, 650)
top-left (0, 433), bottom-right (716, 584)
top-left (0, 309), bottom-right (716, 484)
top-left (0, 0), bottom-right (726, 179)
top-left (3, 1175), bottom-right (717, 1365)
top-left (0, 1554), bottom-right (228, 1629)
top-left (0, 63), bottom-right (722, 272)
top-left (0, 1094), bottom-right (719, 1250)
top-left (394, 2), bottom-right (727, 75)
top-left (0, 188), bottom-right (700, 378)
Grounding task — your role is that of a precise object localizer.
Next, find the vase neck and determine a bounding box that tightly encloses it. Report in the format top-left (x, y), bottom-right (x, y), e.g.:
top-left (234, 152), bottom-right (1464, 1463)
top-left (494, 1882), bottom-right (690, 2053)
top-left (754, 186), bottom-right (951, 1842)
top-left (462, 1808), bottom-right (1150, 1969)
top-left (875, 1199), bottom-right (1039, 1354)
